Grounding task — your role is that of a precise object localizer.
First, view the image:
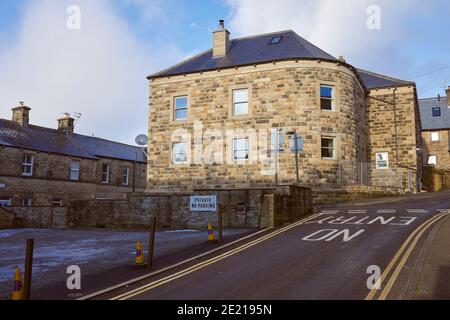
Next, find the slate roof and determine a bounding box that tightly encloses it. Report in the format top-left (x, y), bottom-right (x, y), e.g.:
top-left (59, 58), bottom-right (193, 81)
top-left (419, 97), bottom-right (450, 131)
top-left (357, 69), bottom-right (414, 90)
top-left (0, 118), bottom-right (147, 163)
top-left (149, 30), bottom-right (338, 78)
top-left (149, 30), bottom-right (414, 91)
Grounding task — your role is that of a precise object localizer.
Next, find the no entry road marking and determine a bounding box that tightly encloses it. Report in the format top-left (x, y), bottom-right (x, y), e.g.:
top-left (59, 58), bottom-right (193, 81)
top-left (306, 215), bottom-right (417, 226)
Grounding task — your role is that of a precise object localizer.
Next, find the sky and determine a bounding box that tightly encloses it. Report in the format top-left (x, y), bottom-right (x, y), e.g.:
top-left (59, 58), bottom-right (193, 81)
top-left (0, 0), bottom-right (449, 145)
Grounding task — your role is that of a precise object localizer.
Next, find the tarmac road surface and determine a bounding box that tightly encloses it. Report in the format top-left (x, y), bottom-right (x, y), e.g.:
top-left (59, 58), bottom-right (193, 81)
top-left (100, 192), bottom-right (450, 300)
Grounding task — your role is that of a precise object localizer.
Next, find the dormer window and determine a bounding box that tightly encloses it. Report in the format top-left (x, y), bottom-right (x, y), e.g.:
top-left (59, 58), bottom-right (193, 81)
top-left (269, 36), bottom-right (283, 45)
top-left (432, 107), bottom-right (441, 117)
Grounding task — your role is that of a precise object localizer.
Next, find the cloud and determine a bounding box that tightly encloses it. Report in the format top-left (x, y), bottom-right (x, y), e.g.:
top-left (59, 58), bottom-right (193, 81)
top-left (0, 0), bottom-right (184, 144)
top-left (225, 0), bottom-right (450, 97)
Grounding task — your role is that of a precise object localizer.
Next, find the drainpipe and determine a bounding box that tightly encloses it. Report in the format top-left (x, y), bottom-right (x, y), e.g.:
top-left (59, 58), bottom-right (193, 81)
top-left (392, 88), bottom-right (399, 165)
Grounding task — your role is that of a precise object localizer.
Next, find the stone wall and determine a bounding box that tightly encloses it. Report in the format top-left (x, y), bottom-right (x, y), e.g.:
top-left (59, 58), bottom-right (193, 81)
top-left (0, 146), bottom-right (147, 207)
top-left (313, 185), bottom-right (406, 206)
top-left (0, 206), bottom-right (68, 228)
top-left (148, 60), bottom-right (367, 191)
top-left (422, 167), bottom-right (450, 192)
top-left (366, 86), bottom-right (422, 192)
top-left (68, 186), bottom-right (313, 229)
top-left (0, 207), bottom-right (15, 229)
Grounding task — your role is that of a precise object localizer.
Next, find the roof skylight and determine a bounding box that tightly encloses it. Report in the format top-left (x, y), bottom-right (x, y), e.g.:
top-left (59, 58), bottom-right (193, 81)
top-left (270, 36), bottom-right (283, 45)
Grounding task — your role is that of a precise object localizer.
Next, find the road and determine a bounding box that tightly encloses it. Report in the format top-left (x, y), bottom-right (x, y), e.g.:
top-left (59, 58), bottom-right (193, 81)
top-left (94, 192), bottom-right (450, 300)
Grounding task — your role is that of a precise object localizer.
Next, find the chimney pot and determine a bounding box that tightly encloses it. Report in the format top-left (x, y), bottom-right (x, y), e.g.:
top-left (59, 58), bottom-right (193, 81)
top-left (11, 102), bottom-right (31, 127)
top-left (58, 113), bottom-right (75, 135)
top-left (213, 19), bottom-right (230, 57)
top-left (339, 56), bottom-right (346, 63)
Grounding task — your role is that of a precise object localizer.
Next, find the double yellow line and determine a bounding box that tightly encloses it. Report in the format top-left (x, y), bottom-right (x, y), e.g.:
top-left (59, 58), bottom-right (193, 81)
top-left (366, 211), bottom-right (448, 300)
top-left (111, 213), bottom-right (321, 300)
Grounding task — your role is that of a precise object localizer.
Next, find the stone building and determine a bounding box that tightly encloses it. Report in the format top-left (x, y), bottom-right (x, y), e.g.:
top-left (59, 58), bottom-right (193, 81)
top-left (419, 88), bottom-right (450, 190)
top-left (0, 103), bottom-right (147, 208)
top-left (147, 22), bottom-right (421, 195)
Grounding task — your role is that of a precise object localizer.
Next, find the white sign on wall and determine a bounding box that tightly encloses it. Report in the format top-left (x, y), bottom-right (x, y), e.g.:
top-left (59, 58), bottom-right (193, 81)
top-left (0, 183), bottom-right (6, 189)
top-left (190, 196), bottom-right (217, 212)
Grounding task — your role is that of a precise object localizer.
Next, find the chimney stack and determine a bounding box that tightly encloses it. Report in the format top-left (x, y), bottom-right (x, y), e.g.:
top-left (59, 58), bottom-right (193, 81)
top-left (58, 113), bottom-right (75, 135)
top-left (213, 19), bottom-right (230, 58)
top-left (11, 101), bottom-right (31, 127)
top-left (339, 56), bottom-right (346, 63)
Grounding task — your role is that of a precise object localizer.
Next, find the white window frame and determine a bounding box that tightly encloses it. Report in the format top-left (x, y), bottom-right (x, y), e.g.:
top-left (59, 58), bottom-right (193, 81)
top-left (0, 197), bottom-right (11, 207)
top-left (232, 138), bottom-right (249, 162)
top-left (22, 154), bottom-right (34, 177)
top-left (21, 198), bottom-right (32, 207)
top-left (430, 132), bottom-right (440, 142)
top-left (376, 152), bottom-right (389, 170)
top-left (52, 199), bottom-right (63, 207)
top-left (70, 160), bottom-right (80, 181)
top-left (174, 96), bottom-right (188, 121)
top-left (428, 155), bottom-right (437, 166)
top-left (122, 167), bottom-right (129, 186)
top-left (101, 164), bottom-right (110, 184)
top-left (232, 89), bottom-right (249, 116)
top-left (320, 85), bottom-right (335, 111)
top-left (321, 136), bottom-right (336, 160)
top-left (172, 142), bottom-right (188, 164)
top-left (270, 130), bottom-right (285, 153)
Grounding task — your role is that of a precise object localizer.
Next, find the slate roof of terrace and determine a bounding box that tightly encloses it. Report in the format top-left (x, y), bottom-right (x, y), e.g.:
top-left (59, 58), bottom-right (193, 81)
top-left (0, 118), bottom-right (147, 163)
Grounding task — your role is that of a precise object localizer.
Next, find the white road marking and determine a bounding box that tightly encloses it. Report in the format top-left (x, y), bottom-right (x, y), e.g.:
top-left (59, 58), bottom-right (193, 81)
top-left (407, 209), bottom-right (428, 213)
top-left (377, 209), bottom-right (396, 214)
top-left (348, 210), bottom-right (367, 214)
top-left (302, 229), bottom-right (365, 242)
top-left (319, 210), bottom-right (339, 215)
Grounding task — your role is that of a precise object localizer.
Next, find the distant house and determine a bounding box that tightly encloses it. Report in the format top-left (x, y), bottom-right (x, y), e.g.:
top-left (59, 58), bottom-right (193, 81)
top-left (0, 103), bottom-right (147, 207)
top-left (146, 20), bottom-right (422, 194)
top-left (419, 88), bottom-right (450, 190)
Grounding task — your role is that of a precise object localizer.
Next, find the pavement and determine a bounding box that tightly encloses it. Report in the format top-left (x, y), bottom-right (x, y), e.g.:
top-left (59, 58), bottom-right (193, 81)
top-left (388, 211), bottom-right (450, 299)
top-left (0, 227), bottom-right (255, 300)
top-left (92, 190), bottom-right (450, 300)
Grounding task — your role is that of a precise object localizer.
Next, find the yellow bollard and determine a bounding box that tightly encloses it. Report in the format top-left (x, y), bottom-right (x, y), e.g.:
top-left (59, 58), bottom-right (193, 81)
top-left (12, 268), bottom-right (23, 301)
top-left (135, 241), bottom-right (145, 265)
top-left (208, 223), bottom-right (215, 241)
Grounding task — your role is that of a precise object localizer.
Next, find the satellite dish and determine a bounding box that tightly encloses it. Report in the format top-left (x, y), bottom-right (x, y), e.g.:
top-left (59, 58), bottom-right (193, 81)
top-left (135, 134), bottom-right (148, 146)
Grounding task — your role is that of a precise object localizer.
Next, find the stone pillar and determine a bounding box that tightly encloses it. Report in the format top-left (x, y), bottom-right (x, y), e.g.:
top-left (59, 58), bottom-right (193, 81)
top-left (11, 102), bottom-right (31, 127)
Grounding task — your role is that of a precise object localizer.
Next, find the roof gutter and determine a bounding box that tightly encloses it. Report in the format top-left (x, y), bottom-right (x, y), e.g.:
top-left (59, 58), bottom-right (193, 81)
top-left (147, 57), bottom-right (369, 92)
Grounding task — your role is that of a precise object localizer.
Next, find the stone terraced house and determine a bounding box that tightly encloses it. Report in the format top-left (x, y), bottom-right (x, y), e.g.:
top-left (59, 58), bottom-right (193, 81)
top-left (419, 88), bottom-right (450, 190)
top-left (147, 21), bottom-right (422, 196)
top-left (0, 103), bottom-right (147, 209)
